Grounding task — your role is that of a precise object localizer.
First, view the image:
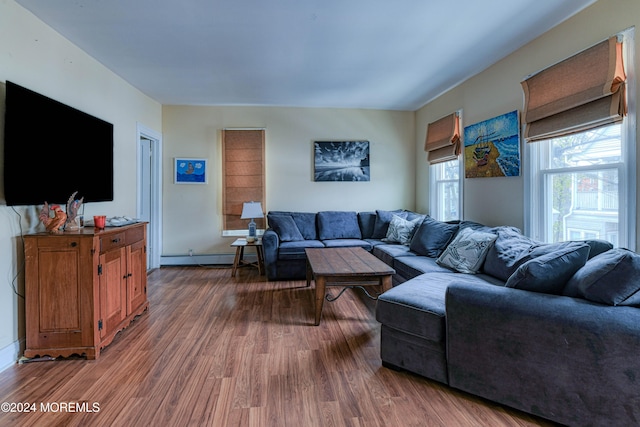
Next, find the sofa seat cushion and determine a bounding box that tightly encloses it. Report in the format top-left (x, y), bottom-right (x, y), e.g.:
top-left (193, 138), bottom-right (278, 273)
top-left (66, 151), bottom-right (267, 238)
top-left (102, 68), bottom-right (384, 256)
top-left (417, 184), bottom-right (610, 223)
top-left (377, 272), bottom-right (495, 342)
top-left (393, 256), bottom-right (452, 280)
top-left (564, 248), bottom-right (640, 306)
top-left (322, 239), bottom-right (372, 250)
top-left (318, 211), bottom-right (362, 240)
top-left (373, 244), bottom-right (417, 266)
top-left (377, 274), bottom-right (450, 342)
top-left (278, 240), bottom-right (325, 259)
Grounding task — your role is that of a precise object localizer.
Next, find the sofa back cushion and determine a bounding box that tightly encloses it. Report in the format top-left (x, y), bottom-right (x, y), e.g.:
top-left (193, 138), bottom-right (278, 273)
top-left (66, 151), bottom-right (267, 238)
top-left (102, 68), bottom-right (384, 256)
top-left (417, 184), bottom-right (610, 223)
top-left (482, 227), bottom-right (537, 281)
top-left (290, 212), bottom-right (318, 240)
top-left (358, 211), bottom-right (377, 239)
top-left (564, 248), bottom-right (640, 306)
top-left (317, 211), bottom-right (362, 240)
top-left (372, 209), bottom-right (405, 239)
top-left (505, 242), bottom-right (590, 294)
top-left (409, 216), bottom-right (458, 258)
top-left (267, 214), bottom-right (304, 242)
top-left (268, 211), bottom-right (318, 240)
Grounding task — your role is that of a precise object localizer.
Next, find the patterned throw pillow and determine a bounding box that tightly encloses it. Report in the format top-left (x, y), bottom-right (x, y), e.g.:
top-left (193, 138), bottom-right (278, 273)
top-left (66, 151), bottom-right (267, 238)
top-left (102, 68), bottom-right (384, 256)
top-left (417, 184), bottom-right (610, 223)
top-left (436, 227), bottom-right (498, 274)
top-left (383, 215), bottom-right (423, 245)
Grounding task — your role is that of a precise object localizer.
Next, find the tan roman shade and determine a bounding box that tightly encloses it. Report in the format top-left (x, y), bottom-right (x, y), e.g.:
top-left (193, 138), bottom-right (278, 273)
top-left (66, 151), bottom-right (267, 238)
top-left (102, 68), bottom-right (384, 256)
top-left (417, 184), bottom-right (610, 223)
top-left (424, 112), bottom-right (461, 164)
top-left (521, 36), bottom-right (626, 142)
top-left (222, 129), bottom-right (265, 231)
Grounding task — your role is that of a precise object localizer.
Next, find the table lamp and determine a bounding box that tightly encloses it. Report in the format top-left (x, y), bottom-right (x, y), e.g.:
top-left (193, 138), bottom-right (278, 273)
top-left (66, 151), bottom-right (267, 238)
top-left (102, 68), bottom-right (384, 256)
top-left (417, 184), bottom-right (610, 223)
top-left (240, 201), bottom-right (264, 242)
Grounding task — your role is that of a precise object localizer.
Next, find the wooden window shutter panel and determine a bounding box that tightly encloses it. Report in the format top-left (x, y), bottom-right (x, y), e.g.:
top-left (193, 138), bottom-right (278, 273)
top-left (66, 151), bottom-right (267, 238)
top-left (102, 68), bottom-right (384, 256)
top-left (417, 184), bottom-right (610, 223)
top-left (521, 36), bottom-right (627, 142)
top-left (222, 129), bottom-right (265, 231)
top-left (424, 112), bottom-right (461, 164)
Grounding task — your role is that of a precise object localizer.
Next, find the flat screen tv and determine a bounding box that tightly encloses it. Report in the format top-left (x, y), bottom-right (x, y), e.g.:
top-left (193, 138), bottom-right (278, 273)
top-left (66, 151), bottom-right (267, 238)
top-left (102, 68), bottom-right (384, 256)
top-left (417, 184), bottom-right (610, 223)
top-left (3, 81), bottom-right (114, 206)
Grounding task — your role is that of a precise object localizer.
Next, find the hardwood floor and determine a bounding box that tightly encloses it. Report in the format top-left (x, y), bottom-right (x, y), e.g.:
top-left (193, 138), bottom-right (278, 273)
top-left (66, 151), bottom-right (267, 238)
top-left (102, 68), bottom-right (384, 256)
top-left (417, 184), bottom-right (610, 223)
top-left (0, 266), bottom-right (556, 426)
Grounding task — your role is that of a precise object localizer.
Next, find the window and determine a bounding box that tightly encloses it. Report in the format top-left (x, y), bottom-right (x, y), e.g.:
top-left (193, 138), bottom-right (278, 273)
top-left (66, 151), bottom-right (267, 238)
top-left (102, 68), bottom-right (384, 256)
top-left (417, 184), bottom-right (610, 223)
top-left (525, 30), bottom-right (635, 249)
top-left (425, 111), bottom-right (463, 221)
top-left (222, 129), bottom-right (265, 235)
top-left (430, 159), bottom-right (462, 221)
top-left (527, 124), bottom-right (632, 247)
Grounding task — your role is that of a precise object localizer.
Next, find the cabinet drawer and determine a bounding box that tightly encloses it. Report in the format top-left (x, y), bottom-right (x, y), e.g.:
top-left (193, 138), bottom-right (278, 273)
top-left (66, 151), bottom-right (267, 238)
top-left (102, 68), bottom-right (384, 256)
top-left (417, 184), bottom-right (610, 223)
top-left (31, 237), bottom-right (82, 250)
top-left (125, 225), bottom-right (145, 245)
top-left (100, 232), bottom-right (126, 253)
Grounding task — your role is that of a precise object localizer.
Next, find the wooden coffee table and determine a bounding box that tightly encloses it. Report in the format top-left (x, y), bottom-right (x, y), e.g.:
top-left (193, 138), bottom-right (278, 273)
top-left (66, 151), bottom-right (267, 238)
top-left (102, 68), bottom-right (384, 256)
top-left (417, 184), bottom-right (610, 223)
top-left (305, 247), bottom-right (395, 325)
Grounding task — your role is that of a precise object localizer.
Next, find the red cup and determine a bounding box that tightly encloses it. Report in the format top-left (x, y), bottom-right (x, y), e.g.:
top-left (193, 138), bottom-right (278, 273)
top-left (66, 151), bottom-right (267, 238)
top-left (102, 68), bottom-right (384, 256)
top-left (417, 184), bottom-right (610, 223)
top-left (94, 215), bottom-right (106, 229)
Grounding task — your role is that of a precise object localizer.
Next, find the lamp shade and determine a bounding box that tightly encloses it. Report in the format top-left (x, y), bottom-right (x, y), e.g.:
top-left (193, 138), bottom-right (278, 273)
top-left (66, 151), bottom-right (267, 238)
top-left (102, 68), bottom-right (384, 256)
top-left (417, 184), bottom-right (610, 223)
top-left (240, 201), bottom-right (264, 219)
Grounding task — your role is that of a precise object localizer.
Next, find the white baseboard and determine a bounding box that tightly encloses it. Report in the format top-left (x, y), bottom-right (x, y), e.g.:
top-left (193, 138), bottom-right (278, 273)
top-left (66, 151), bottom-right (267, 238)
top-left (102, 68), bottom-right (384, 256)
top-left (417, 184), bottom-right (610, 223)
top-left (161, 253), bottom-right (256, 266)
top-left (0, 339), bottom-right (23, 373)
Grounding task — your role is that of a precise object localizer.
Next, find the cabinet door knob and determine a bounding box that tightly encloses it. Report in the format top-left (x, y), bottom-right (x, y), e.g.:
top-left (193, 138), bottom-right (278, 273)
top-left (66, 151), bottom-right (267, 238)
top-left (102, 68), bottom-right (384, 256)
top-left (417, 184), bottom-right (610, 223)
top-left (112, 238), bottom-right (120, 243)
top-left (70, 242), bottom-right (78, 247)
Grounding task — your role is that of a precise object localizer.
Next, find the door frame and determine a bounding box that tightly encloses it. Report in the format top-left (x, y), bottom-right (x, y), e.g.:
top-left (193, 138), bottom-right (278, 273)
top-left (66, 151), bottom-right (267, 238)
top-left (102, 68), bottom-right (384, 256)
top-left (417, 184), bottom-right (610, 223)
top-left (136, 122), bottom-right (162, 270)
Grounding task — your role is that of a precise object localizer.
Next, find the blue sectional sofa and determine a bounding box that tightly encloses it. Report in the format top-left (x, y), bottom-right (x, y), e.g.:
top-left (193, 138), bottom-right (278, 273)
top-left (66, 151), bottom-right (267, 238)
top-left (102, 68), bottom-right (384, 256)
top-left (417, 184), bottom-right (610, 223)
top-left (263, 209), bottom-right (640, 426)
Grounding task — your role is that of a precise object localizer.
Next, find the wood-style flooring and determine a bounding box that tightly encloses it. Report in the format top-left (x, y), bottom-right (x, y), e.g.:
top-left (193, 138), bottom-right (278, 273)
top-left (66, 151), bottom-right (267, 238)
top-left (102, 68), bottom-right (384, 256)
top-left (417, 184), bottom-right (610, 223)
top-left (0, 266), bottom-right (557, 426)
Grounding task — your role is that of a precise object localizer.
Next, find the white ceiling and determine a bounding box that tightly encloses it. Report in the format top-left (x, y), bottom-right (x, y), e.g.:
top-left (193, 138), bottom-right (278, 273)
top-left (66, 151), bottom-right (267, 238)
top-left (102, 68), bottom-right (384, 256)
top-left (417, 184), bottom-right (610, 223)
top-left (15, 0), bottom-right (595, 111)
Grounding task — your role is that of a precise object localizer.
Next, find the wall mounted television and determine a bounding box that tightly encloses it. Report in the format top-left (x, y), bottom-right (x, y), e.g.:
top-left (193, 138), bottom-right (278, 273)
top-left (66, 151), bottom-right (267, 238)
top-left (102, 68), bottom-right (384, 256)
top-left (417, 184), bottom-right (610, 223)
top-left (3, 81), bottom-right (114, 206)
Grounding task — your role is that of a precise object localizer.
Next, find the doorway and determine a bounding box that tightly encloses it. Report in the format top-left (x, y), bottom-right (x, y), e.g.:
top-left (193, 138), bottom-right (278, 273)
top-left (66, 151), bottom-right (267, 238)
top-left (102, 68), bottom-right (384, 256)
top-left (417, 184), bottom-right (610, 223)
top-left (137, 123), bottom-right (162, 270)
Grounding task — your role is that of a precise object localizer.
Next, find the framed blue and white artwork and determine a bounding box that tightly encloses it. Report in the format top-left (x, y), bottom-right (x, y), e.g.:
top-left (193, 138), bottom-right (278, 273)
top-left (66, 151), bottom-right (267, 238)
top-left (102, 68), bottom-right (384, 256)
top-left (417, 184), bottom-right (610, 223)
top-left (174, 158), bottom-right (207, 184)
top-left (313, 140), bottom-right (370, 182)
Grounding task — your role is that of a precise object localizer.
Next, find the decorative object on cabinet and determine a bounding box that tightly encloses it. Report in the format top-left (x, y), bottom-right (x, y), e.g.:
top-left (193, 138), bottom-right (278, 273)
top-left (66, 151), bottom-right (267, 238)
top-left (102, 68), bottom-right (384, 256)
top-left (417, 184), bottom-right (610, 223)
top-left (24, 222), bottom-right (148, 360)
top-left (174, 157), bottom-right (207, 184)
top-left (314, 141), bottom-right (370, 182)
top-left (64, 191), bottom-right (84, 230)
top-left (464, 110), bottom-right (521, 178)
top-left (38, 202), bottom-right (67, 233)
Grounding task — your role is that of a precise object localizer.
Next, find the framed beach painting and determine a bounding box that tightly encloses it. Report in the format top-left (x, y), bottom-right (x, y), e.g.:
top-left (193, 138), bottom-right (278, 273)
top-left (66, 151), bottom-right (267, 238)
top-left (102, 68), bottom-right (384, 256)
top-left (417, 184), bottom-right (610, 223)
top-left (174, 158), bottom-right (207, 184)
top-left (313, 141), bottom-right (370, 182)
top-left (463, 110), bottom-right (521, 178)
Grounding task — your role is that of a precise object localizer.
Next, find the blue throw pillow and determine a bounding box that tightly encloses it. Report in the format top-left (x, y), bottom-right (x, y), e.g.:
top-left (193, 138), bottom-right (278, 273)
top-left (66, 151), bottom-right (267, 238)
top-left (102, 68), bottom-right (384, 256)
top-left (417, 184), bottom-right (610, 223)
top-left (317, 211), bottom-right (362, 240)
top-left (409, 216), bottom-right (458, 258)
top-left (505, 242), bottom-right (590, 294)
top-left (267, 214), bottom-right (304, 242)
top-left (564, 248), bottom-right (640, 306)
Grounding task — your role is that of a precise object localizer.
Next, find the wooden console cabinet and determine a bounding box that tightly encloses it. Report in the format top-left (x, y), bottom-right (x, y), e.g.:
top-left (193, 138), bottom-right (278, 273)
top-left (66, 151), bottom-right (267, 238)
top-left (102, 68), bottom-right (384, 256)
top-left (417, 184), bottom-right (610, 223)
top-left (24, 222), bottom-right (149, 360)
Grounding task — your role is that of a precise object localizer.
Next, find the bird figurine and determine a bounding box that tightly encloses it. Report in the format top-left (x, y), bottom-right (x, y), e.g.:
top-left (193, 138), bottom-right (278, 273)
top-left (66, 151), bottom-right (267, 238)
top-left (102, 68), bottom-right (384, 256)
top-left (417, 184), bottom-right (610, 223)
top-left (39, 202), bottom-right (67, 233)
top-left (64, 191), bottom-right (84, 230)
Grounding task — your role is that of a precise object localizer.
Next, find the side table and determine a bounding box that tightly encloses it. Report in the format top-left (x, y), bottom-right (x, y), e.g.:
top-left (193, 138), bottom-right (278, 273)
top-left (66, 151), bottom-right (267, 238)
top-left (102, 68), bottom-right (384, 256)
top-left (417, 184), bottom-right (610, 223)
top-left (231, 238), bottom-right (265, 277)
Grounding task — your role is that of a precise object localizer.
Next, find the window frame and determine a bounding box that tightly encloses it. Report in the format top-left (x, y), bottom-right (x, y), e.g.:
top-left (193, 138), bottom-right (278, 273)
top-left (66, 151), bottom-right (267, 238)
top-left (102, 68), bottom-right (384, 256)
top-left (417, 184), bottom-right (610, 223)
top-left (429, 157), bottom-right (463, 222)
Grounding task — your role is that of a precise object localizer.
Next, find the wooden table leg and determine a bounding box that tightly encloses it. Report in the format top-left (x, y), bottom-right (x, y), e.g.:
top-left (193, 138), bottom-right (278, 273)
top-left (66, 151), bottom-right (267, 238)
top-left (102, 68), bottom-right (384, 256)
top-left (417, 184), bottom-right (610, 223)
top-left (381, 275), bottom-right (392, 293)
top-left (232, 246), bottom-right (243, 277)
top-left (256, 245), bottom-right (265, 275)
top-left (306, 259), bottom-right (312, 287)
top-left (314, 275), bottom-right (326, 326)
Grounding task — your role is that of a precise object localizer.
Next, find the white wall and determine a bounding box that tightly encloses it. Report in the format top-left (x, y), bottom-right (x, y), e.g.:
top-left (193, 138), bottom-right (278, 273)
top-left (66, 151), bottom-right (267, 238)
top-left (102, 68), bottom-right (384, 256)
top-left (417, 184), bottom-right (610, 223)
top-left (161, 105), bottom-right (415, 255)
top-left (416, 0), bottom-right (640, 242)
top-left (0, 0), bottom-right (162, 368)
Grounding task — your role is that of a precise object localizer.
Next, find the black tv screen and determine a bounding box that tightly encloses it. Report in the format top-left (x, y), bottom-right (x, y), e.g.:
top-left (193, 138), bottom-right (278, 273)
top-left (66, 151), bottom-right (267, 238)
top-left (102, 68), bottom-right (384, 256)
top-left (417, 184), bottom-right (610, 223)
top-left (3, 81), bottom-right (114, 206)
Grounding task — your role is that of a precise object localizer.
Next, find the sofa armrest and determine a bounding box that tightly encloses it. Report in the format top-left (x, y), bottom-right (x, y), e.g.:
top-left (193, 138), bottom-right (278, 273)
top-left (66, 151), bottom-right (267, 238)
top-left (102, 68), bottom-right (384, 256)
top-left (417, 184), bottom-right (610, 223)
top-left (445, 280), bottom-right (640, 426)
top-left (262, 229), bottom-right (280, 279)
